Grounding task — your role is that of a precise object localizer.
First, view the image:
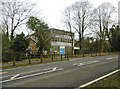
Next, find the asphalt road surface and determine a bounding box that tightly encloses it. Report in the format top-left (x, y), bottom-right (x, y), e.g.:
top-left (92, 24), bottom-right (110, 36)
top-left (1, 55), bottom-right (119, 88)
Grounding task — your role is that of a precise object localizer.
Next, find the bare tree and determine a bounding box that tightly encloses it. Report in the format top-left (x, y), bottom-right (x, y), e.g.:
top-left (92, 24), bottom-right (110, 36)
top-left (1, 1), bottom-right (36, 40)
top-left (91, 2), bottom-right (116, 52)
top-left (62, 6), bottom-right (74, 55)
top-left (71, 1), bottom-right (93, 53)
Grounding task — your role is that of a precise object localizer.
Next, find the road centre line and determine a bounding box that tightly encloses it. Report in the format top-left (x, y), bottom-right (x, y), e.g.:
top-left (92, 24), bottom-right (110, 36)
top-left (1, 67), bottom-right (63, 83)
top-left (75, 69), bottom-right (120, 89)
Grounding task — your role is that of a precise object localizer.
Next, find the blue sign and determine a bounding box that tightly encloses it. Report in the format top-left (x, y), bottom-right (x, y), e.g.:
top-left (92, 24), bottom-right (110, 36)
top-left (60, 48), bottom-right (65, 55)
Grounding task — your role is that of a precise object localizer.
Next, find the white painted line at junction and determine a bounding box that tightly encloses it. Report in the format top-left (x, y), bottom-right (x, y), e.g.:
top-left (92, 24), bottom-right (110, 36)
top-left (86, 60), bottom-right (100, 64)
top-left (4, 63), bottom-right (44, 71)
top-left (1, 67), bottom-right (63, 83)
top-left (75, 69), bottom-right (120, 89)
top-left (10, 67), bottom-right (57, 80)
top-left (53, 67), bottom-right (57, 71)
top-left (0, 67), bottom-right (54, 79)
top-left (10, 74), bottom-right (19, 80)
top-left (73, 64), bottom-right (77, 66)
top-left (106, 58), bottom-right (113, 60)
top-left (75, 60), bottom-right (100, 67)
top-left (78, 63), bottom-right (84, 66)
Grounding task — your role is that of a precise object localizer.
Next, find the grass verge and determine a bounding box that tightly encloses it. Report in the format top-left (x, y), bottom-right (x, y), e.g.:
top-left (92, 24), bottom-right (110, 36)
top-left (1, 52), bottom-right (117, 69)
top-left (83, 71), bottom-right (120, 89)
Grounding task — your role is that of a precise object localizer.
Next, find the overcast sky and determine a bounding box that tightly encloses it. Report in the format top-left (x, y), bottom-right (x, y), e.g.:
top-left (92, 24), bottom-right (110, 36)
top-left (1, 0), bottom-right (119, 37)
top-left (30, 0), bottom-right (119, 30)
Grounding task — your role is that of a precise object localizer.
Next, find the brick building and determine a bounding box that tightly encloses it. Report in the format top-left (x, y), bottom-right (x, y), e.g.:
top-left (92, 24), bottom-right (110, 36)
top-left (27, 28), bottom-right (75, 55)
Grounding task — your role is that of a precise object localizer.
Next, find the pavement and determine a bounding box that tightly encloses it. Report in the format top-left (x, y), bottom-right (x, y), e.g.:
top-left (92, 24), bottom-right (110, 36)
top-left (1, 55), bottom-right (119, 88)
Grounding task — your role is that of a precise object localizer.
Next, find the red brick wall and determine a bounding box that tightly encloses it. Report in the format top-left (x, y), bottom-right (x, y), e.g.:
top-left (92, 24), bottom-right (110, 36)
top-left (28, 38), bottom-right (37, 54)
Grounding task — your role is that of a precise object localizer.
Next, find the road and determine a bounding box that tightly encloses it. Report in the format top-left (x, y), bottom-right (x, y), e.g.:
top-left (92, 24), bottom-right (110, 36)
top-left (1, 55), bottom-right (119, 88)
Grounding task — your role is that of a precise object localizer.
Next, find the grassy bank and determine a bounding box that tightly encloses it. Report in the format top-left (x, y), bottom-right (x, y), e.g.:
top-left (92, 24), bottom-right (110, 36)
top-left (1, 52), bottom-right (117, 69)
top-left (83, 71), bottom-right (120, 89)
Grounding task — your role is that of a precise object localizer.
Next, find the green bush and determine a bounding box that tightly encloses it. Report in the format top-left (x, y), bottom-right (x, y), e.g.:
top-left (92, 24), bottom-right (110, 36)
top-left (2, 50), bottom-right (13, 62)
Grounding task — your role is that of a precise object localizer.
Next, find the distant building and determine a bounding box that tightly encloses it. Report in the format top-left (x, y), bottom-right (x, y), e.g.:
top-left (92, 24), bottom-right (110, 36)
top-left (118, 1), bottom-right (120, 25)
top-left (50, 28), bottom-right (74, 55)
top-left (27, 28), bottom-right (75, 55)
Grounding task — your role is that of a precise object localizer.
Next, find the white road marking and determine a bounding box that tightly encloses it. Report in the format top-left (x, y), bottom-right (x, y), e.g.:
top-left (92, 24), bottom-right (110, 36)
top-left (53, 67), bottom-right (57, 71)
top-left (10, 74), bottom-right (20, 80)
top-left (0, 67), bottom-right (54, 79)
top-left (94, 60), bottom-right (100, 63)
top-left (106, 58), bottom-right (113, 60)
top-left (1, 67), bottom-right (63, 83)
top-left (18, 67), bottom-right (54, 75)
top-left (4, 63), bottom-right (44, 71)
top-left (70, 59), bottom-right (77, 61)
top-left (75, 69), bottom-right (120, 89)
top-left (73, 64), bottom-right (77, 66)
top-left (0, 75), bottom-right (11, 79)
top-left (78, 63), bottom-right (84, 66)
top-left (76, 60), bottom-right (100, 67)
top-left (10, 67), bottom-right (57, 80)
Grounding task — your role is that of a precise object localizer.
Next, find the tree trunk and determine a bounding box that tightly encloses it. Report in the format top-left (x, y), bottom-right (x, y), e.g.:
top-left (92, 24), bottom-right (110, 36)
top-left (13, 56), bottom-right (16, 66)
top-left (79, 33), bottom-right (82, 54)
